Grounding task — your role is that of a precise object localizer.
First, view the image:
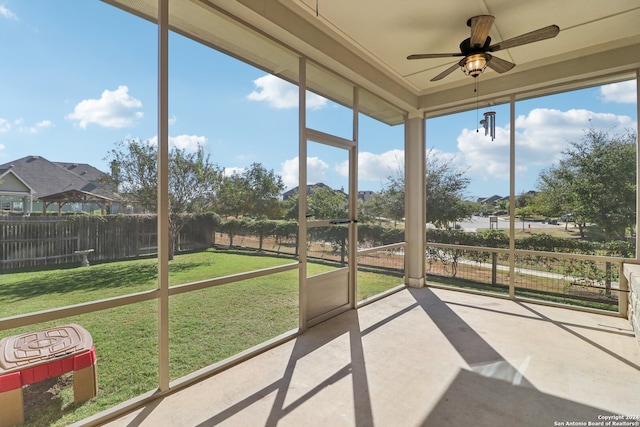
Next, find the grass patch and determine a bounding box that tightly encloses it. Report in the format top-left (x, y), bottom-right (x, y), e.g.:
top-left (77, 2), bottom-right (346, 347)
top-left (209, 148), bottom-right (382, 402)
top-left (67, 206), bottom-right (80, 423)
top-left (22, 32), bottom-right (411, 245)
top-left (0, 249), bottom-right (402, 426)
top-left (477, 225), bottom-right (583, 240)
top-left (357, 268), bottom-right (404, 301)
top-left (168, 270), bottom-right (300, 379)
top-left (0, 250), bottom-right (298, 317)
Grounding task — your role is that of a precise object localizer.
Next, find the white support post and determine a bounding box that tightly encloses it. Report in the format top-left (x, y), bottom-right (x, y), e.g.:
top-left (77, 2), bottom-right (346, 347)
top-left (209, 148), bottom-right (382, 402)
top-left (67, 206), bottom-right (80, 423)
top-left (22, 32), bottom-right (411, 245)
top-left (298, 58), bottom-right (308, 331)
top-left (509, 94), bottom-right (516, 298)
top-left (404, 114), bottom-right (426, 288)
top-left (349, 86), bottom-right (359, 308)
top-left (157, 0), bottom-right (170, 392)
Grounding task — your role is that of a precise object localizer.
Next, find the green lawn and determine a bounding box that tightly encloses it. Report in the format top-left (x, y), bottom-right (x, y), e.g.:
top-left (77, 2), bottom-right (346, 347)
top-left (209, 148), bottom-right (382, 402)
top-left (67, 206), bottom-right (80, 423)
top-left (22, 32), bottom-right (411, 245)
top-left (0, 249), bottom-right (403, 426)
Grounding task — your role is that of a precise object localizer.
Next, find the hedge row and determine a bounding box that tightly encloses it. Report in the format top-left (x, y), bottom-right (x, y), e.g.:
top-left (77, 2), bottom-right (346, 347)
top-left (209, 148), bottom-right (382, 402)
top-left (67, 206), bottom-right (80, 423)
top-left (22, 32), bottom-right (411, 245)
top-left (426, 228), bottom-right (634, 257)
top-left (216, 219), bottom-right (406, 249)
top-left (216, 219), bottom-right (634, 258)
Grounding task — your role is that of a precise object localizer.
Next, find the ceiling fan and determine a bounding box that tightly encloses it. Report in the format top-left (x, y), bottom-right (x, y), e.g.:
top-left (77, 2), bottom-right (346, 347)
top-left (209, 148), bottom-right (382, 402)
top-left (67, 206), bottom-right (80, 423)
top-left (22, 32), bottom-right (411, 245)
top-left (407, 15), bottom-right (560, 81)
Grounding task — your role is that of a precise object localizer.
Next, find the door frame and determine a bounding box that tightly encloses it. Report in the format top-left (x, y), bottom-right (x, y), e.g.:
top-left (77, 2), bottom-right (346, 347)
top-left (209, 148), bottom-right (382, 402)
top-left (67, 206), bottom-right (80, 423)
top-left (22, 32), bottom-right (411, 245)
top-left (298, 58), bottom-right (359, 329)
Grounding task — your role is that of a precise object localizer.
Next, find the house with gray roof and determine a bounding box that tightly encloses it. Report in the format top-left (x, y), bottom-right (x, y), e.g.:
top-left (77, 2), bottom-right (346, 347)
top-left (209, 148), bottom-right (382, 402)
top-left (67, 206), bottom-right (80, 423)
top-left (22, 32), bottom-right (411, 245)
top-left (476, 195), bottom-right (506, 205)
top-left (282, 183), bottom-right (334, 201)
top-left (0, 155), bottom-right (118, 215)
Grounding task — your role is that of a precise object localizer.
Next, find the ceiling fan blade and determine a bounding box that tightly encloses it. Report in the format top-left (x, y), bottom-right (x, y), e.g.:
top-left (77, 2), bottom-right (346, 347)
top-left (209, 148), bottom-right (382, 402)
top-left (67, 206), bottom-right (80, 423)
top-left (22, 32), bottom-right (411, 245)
top-left (469, 15), bottom-right (495, 48)
top-left (489, 25), bottom-right (560, 52)
top-left (430, 61), bottom-right (462, 81)
top-left (486, 54), bottom-right (515, 73)
top-left (407, 53), bottom-right (463, 60)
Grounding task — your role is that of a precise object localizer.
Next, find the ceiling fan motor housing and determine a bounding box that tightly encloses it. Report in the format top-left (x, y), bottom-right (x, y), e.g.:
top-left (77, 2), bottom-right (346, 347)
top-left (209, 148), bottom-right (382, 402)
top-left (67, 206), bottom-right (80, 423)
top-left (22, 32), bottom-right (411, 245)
top-left (460, 37), bottom-right (491, 77)
top-left (459, 36), bottom-right (492, 55)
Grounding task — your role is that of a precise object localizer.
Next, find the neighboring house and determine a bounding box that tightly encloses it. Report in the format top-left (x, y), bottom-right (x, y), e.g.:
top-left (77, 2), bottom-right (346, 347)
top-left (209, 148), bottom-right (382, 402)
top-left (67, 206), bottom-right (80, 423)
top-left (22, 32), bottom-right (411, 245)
top-left (282, 183), bottom-right (335, 200)
top-left (0, 168), bottom-right (36, 212)
top-left (477, 192), bottom-right (536, 207)
top-left (476, 194), bottom-right (505, 205)
top-left (0, 155), bottom-right (119, 215)
top-left (358, 190), bottom-right (374, 202)
top-left (282, 183), bottom-right (367, 203)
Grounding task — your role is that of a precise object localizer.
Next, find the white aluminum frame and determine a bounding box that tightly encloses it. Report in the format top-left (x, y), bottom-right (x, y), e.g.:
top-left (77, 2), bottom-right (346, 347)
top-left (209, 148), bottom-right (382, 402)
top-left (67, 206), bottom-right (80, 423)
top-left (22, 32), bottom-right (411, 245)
top-left (298, 58), bottom-right (360, 329)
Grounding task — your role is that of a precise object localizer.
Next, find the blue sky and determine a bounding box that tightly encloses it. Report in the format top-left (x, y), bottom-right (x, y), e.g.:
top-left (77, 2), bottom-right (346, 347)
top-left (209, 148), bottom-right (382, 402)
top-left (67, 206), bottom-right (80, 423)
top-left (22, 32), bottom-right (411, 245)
top-left (0, 1), bottom-right (637, 200)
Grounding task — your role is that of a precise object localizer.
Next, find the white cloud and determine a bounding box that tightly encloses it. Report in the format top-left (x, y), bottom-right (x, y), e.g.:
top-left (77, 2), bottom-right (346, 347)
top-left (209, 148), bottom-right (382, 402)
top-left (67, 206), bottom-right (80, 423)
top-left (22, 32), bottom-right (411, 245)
top-left (0, 118), bottom-right (11, 133)
top-left (280, 156), bottom-right (329, 189)
top-left (457, 126), bottom-right (514, 181)
top-left (456, 108), bottom-right (635, 182)
top-left (223, 167), bottom-right (245, 177)
top-left (336, 149), bottom-right (404, 182)
top-left (306, 157), bottom-right (329, 184)
top-left (281, 157), bottom-right (299, 189)
top-left (600, 81), bottom-right (637, 104)
top-left (169, 134), bottom-right (206, 151)
top-left (23, 120), bottom-right (53, 134)
top-left (0, 5), bottom-right (17, 20)
top-left (247, 74), bottom-right (327, 110)
top-left (67, 85), bottom-right (143, 129)
top-left (147, 134), bottom-right (207, 152)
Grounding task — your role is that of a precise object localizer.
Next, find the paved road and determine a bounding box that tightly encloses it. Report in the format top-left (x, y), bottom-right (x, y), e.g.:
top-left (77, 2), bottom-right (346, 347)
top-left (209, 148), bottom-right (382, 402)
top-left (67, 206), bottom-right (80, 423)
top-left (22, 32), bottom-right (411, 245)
top-left (451, 215), bottom-right (566, 232)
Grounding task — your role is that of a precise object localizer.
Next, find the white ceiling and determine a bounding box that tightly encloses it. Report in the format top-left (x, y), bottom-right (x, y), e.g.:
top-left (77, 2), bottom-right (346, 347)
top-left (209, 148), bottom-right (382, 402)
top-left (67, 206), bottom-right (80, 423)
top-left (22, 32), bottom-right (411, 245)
top-left (105, 0), bottom-right (640, 124)
top-left (298, 0), bottom-right (640, 88)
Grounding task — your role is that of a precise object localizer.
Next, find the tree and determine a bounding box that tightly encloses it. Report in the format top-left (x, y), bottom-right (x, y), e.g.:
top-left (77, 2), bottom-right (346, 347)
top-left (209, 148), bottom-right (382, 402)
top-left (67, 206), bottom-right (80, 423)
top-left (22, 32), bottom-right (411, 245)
top-left (496, 198), bottom-right (509, 214)
top-left (307, 185), bottom-right (349, 263)
top-left (281, 191), bottom-right (299, 220)
top-left (217, 174), bottom-right (249, 218)
top-left (243, 163), bottom-right (285, 219)
top-left (537, 162), bottom-right (587, 232)
top-left (356, 197), bottom-right (374, 224)
top-left (106, 139), bottom-right (223, 259)
top-left (476, 201), bottom-right (494, 217)
top-left (379, 150), bottom-right (473, 228)
top-left (215, 163), bottom-right (284, 219)
top-left (514, 191), bottom-right (537, 231)
top-left (425, 151), bottom-right (473, 228)
top-left (369, 180), bottom-right (405, 226)
top-left (536, 129), bottom-right (636, 241)
top-left (307, 186), bottom-right (348, 219)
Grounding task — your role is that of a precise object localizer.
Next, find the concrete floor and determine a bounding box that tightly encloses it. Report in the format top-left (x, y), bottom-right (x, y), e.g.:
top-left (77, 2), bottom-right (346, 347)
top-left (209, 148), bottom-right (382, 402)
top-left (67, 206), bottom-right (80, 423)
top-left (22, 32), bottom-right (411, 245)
top-left (102, 287), bottom-right (640, 427)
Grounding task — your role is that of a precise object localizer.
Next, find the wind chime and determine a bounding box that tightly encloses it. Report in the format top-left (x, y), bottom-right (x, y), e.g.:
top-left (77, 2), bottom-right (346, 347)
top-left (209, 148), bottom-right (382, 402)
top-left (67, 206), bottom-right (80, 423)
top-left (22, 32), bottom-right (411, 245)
top-left (473, 78), bottom-right (497, 141)
top-left (480, 111), bottom-right (496, 141)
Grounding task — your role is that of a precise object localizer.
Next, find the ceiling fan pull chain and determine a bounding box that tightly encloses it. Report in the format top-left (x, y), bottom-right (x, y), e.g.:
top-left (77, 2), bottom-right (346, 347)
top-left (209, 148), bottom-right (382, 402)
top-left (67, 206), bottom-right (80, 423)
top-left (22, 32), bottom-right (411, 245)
top-left (475, 78), bottom-right (479, 133)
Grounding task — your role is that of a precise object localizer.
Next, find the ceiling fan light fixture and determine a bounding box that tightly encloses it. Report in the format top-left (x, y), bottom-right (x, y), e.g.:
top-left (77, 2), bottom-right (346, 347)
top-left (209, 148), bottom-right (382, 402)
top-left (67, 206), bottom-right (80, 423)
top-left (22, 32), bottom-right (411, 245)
top-left (463, 53), bottom-right (487, 77)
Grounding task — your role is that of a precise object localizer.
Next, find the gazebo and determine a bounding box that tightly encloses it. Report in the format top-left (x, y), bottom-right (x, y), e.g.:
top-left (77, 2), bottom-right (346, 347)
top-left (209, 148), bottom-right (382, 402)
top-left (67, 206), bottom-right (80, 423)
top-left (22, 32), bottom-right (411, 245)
top-left (39, 189), bottom-right (115, 216)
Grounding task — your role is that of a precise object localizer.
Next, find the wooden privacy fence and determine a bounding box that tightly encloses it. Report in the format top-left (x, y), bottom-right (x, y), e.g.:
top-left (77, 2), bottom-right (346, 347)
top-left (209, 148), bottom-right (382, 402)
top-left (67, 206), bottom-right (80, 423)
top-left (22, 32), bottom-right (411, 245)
top-left (0, 215), bottom-right (217, 270)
